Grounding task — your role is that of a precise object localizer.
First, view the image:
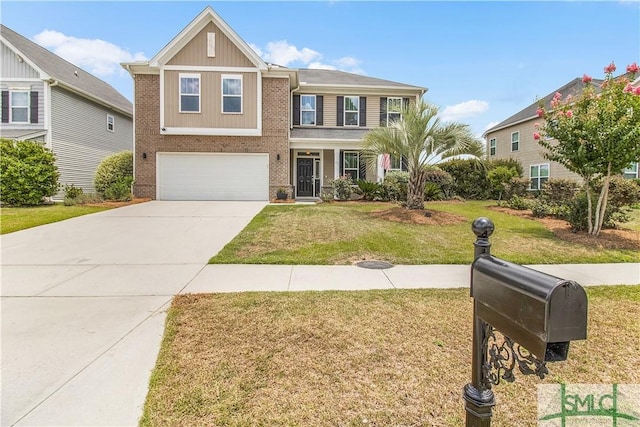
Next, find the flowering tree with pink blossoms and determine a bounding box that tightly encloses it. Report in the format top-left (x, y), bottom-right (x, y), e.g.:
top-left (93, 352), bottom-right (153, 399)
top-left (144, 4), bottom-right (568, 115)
top-left (534, 61), bottom-right (640, 236)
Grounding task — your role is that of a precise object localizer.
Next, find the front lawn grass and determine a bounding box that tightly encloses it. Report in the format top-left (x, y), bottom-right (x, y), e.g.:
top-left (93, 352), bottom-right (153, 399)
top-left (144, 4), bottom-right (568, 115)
top-left (140, 285), bottom-right (640, 427)
top-left (0, 204), bottom-right (110, 234)
top-left (210, 201), bottom-right (638, 265)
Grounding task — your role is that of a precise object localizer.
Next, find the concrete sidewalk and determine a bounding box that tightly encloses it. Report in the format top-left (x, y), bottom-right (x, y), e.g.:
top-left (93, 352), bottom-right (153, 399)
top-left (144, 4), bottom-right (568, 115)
top-left (182, 263), bottom-right (640, 294)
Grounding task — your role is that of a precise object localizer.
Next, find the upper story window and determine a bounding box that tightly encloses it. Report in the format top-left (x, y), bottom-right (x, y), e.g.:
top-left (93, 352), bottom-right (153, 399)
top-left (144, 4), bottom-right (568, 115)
top-left (511, 131), bottom-right (520, 152)
top-left (387, 97), bottom-right (402, 125)
top-left (10, 90), bottom-right (29, 123)
top-left (179, 73), bottom-right (200, 113)
top-left (489, 138), bottom-right (496, 156)
top-left (530, 163), bottom-right (549, 190)
top-left (222, 75), bottom-right (242, 114)
top-left (107, 114), bottom-right (114, 132)
top-left (344, 96), bottom-right (359, 126)
top-left (301, 95), bottom-right (316, 125)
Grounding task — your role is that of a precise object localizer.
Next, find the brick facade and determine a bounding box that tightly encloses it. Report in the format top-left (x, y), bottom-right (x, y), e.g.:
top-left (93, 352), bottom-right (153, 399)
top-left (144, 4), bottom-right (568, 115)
top-left (133, 74), bottom-right (290, 199)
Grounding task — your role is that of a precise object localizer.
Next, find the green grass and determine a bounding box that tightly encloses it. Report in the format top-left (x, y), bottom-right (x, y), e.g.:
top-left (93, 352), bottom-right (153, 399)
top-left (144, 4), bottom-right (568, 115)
top-left (0, 204), bottom-right (110, 234)
top-left (210, 201), bottom-right (639, 265)
top-left (140, 285), bottom-right (640, 427)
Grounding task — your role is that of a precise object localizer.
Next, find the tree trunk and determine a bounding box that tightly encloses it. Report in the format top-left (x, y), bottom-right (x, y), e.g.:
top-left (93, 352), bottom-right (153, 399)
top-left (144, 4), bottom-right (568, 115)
top-left (585, 181), bottom-right (593, 235)
top-left (407, 168), bottom-right (426, 210)
top-left (592, 163), bottom-right (612, 237)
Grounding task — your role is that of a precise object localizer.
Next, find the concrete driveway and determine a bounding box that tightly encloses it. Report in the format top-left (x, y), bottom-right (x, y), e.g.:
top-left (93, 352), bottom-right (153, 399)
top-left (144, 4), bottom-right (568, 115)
top-left (1, 201), bottom-right (266, 426)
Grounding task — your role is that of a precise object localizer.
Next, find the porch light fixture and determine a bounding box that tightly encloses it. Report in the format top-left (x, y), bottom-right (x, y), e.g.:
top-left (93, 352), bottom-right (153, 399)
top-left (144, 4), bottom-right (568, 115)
top-left (276, 154), bottom-right (280, 161)
top-left (142, 152), bottom-right (147, 159)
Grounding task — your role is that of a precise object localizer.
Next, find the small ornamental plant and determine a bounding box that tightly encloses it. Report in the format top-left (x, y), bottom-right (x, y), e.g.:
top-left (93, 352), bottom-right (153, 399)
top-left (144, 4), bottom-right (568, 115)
top-left (535, 61), bottom-right (640, 236)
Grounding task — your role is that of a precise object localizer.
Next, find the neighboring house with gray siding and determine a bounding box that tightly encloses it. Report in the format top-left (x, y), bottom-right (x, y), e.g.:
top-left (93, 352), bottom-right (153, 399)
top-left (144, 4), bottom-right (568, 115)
top-left (485, 77), bottom-right (639, 190)
top-left (0, 24), bottom-right (133, 196)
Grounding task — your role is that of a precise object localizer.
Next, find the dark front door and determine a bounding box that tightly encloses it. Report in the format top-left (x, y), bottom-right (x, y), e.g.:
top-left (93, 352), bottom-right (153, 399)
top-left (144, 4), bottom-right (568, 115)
top-left (297, 158), bottom-right (314, 197)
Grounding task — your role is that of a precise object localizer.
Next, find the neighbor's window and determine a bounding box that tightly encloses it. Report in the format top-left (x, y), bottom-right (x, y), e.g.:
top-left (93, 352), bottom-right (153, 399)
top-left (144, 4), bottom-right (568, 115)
top-left (530, 163), bottom-right (549, 190)
top-left (179, 73), bottom-right (200, 113)
top-left (623, 162), bottom-right (638, 179)
top-left (343, 151), bottom-right (360, 180)
top-left (10, 90), bottom-right (29, 123)
top-left (490, 138), bottom-right (496, 156)
top-left (301, 95), bottom-right (316, 125)
top-left (387, 97), bottom-right (402, 125)
top-left (107, 114), bottom-right (114, 132)
top-left (344, 96), bottom-right (359, 126)
top-left (511, 132), bottom-right (519, 152)
top-left (222, 75), bottom-right (242, 114)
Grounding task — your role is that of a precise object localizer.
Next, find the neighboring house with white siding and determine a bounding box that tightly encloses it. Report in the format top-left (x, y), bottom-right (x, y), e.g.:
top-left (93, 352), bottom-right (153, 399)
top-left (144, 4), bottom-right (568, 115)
top-left (484, 77), bottom-right (639, 190)
top-left (0, 24), bottom-right (133, 196)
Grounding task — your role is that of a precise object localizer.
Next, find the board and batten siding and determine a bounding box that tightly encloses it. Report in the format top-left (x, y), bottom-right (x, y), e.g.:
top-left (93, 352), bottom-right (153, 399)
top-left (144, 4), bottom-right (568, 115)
top-left (50, 86), bottom-right (133, 194)
top-left (0, 80), bottom-right (44, 131)
top-left (1, 42), bottom-right (40, 79)
top-left (166, 22), bottom-right (254, 68)
top-left (486, 118), bottom-right (582, 182)
top-left (163, 70), bottom-right (258, 129)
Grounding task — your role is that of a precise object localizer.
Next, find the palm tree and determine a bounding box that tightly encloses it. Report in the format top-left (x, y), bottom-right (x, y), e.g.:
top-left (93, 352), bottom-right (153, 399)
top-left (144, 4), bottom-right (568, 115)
top-left (363, 100), bottom-right (484, 210)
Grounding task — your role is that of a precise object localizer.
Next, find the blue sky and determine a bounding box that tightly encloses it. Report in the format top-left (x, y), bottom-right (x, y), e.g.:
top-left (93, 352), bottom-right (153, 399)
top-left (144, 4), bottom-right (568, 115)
top-left (2, 1), bottom-right (639, 138)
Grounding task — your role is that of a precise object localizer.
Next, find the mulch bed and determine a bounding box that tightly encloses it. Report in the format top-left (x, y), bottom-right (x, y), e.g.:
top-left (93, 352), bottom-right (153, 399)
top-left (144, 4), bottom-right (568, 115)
top-left (371, 207), bottom-right (467, 225)
top-left (489, 206), bottom-right (640, 251)
top-left (84, 198), bottom-right (152, 208)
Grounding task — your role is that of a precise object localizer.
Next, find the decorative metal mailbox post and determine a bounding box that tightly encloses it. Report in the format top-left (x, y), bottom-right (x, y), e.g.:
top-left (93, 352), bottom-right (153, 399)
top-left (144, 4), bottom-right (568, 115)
top-left (463, 217), bottom-right (588, 426)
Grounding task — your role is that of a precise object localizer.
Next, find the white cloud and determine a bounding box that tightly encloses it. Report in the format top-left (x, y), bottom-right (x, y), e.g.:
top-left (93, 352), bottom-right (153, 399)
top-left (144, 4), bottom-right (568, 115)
top-left (33, 30), bottom-right (146, 77)
top-left (440, 100), bottom-right (489, 121)
top-left (251, 40), bottom-right (364, 74)
top-left (484, 121), bottom-right (500, 131)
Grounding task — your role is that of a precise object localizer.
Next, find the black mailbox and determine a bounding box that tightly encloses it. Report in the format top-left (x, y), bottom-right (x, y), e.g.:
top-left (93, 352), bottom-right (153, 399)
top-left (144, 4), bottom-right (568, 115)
top-left (471, 254), bottom-right (588, 362)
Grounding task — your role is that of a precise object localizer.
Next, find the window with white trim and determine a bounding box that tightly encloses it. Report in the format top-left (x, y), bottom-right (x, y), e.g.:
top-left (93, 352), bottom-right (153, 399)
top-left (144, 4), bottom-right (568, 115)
top-left (623, 162), bottom-right (638, 179)
top-left (389, 155), bottom-right (402, 171)
top-left (301, 95), bottom-right (316, 125)
top-left (489, 138), bottom-right (496, 156)
top-left (343, 151), bottom-right (360, 180)
top-left (344, 96), bottom-right (359, 126)
top-left (106, 114), bottom-right (114, 132)
top-left (10, 90), bottom-right (29, 123)
top-left (222, 74), bottom-right (242, 114)
top-left (179, 73), bottom-right (200, 113)
top-left (530, 163), bottom-right (549, 190)
top-left (511, 132), bottom-right (519, 152)
top-left (387, 97), bottom-right (402, 124)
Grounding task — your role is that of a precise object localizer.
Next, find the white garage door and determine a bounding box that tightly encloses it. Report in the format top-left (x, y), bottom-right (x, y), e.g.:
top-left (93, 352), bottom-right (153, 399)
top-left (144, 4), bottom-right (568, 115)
top-left (157, 153), bottom-right (269, 201)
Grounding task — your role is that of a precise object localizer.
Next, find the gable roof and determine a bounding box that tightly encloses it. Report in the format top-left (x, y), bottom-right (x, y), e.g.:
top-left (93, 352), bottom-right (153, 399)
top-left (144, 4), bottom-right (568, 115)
top-left (485, 77), bottom-right (604, 135)
top-left (0, 24), bottom-right (132, 117)
top-left (148, 6), bottom-right (266, 69)
top-left (298, 69), bottom-right (426, 92)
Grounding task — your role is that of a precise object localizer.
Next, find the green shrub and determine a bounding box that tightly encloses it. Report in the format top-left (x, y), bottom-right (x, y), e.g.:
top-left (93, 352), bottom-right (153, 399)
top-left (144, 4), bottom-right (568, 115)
top-left (439, 159), bottom-right (490, 200)
top-left (64, 184), bottom-right (84, 199)
top-left (424, 168), bottom-right (454, 199)
top-left (382, 171), bottom-right (409, 202)
top-left (0, 138), bottom-right (60, 206)
top-left (488, 158), bottom-right (524, 177)
top-left (331, 175), bottom-right (353, 201)
top-left (604, 175), bottom-right (640, 209)
top-left (424, 182), bottom-right (444, 201)
top-left (94, 151), bottom-right (133, 200)
top-left (487, 166), bottom-right (519, 200)
top-left (503, 177), bottom-right (530, 200)
top-left (355, 180), bottom-right (382, 201)
top-left (320, 191), bottom-right (334, 203)
top-left (507, 195), bottom-right (532, 210)
top-left (541, 179), bottom-right (580, 205)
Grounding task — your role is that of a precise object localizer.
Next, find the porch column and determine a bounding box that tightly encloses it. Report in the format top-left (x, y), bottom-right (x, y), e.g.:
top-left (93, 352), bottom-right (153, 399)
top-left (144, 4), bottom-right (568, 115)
top-left (377, 154), bottom-right (384, 183)
top-left (334, 148), bottom-right (340, 179)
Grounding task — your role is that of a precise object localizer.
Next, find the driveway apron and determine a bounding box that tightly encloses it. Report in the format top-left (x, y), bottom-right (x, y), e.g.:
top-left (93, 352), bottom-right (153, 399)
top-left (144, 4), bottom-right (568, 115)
top-left (1, 201), bottom-right (266, 426)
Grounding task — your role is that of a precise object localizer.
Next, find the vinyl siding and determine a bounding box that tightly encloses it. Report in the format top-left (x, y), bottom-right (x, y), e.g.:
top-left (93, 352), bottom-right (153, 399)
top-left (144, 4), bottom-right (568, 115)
top-left (163, 70), bottom-right (258, 129)
top-left (0, 80), bottom-right (44, 130)
top-left (486, 118), bottom-right (582, 182)
top-left (322, 149), bottom-right (334, 184)
top-left (51, 86), bottom-right (133, 194)
top-left (166, 22), bottom-right (254, 67)
top-left (0, 42), bottom-right (40, 79)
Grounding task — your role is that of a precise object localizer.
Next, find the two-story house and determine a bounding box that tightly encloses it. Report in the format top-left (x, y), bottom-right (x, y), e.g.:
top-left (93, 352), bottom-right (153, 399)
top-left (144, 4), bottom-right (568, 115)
top-left (485, 77), bottom-right (639, 190)
top-left (122, 7), bottom-right (425, 201)
top-left (0, 25), bottom-right (133, 195)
